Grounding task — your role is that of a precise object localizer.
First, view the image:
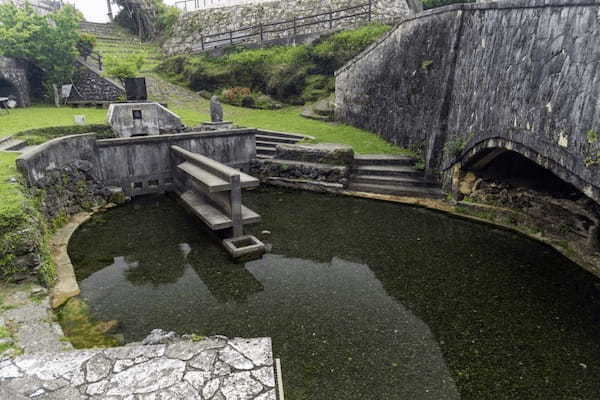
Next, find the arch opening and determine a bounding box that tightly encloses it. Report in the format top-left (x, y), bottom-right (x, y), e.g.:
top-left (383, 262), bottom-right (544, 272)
top-left (456, 148), bottom-right (600, 273)
top-left (0, 78), bottom-right (20, 104)
top-left (463, 148), bottom-right (582, 200)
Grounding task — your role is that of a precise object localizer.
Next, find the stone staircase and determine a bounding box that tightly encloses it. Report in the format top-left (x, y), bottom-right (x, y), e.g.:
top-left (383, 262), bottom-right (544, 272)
top-left (79, 22), bottom-right (129, 40)
top-left (0, 136), bottom-right (27, 152)
top-left (256, 130), bottom-right (308, 159)
top-left (79, 22), bottom-right (163, 74)
top-left (349, 154), bottom-right (445, 198)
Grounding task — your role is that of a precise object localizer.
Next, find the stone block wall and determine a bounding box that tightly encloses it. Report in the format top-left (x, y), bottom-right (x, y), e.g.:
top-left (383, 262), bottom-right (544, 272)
top-left (0, 56), bottom-right (31, 107)
top-left (335, 0), bottom-right (600, 202)
top-left (68, 60), bottom-right (125, 103)
top-left (249, 142), bottom-right (354, 189)
top-left (163, 0), bottom-right (420, 55)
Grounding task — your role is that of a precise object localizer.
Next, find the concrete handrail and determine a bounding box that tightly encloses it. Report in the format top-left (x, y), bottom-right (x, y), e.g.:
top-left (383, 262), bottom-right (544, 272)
top-left (171, 145), bottom-right (241, 182)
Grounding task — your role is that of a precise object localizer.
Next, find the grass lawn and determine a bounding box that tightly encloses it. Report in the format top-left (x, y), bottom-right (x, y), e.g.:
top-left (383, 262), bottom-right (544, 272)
top-left (175, 104), bottom-right (412, 155)
top-left (0, 152), bottom-right (26, 229)
top-left (1, 105), bottom-right (412, 156)
top-left (0, 107), bottom-right (107, 139)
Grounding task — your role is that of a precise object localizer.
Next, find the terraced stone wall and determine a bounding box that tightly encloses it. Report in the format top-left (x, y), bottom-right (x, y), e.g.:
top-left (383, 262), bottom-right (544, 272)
top-left (163, 0), bottom-right (421, 54)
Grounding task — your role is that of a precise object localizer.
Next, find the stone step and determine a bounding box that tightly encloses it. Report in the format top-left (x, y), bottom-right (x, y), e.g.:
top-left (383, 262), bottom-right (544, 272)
top-left (256, 134), bottom-right (301, 144)
top-left (351, 174), bottom-right (435, 188)
top-left (256, 141), bottom-right (278, 149)
top-left (353, 165), bottom-right (424, 178)
top-left (257, 154), bottom-right (275, 160)
top-left (347, 183), bottom-right (445, 199)
top-left (0, 137), bottom-right (27, 151)
top-left (257, 129), bottom-right (310, 141)
top-left (178, 162), bottom-right (230, 193)
top-left (180, 191), bottom-right (261, 230)
top-left (177, 161), bottom-right (259, 192)
top-left (257, 146), bottom-right (276, 154)
top-left (354, 154), bottom-right (416, 166)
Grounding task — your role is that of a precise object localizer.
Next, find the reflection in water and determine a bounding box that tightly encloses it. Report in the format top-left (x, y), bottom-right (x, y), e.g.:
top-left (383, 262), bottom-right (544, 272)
top-left (80, 254), bottom-right (459, 399)
top-left (68, 191), bottom-right (600, 400)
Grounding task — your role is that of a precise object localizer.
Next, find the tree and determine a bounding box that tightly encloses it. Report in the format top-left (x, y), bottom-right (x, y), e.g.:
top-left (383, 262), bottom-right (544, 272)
top-left (114, 0), bottom-right (180, 41)
top-left (0, 4), bottom-right (82, 103)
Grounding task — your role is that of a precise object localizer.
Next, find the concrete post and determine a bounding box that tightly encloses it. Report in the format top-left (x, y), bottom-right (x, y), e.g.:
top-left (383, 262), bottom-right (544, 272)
top-left (230, 174), bottom-right (243, 238)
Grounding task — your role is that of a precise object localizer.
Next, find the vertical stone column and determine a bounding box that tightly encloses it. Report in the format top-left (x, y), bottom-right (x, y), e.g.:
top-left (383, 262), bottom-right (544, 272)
top-left (229, 174), bottom-right (243, 238)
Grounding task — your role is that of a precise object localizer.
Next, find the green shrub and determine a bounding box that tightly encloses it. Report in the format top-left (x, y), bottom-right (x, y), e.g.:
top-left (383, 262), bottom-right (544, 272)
top-left (222, 87), bottom-right (252, 104)
top-left (312, 24), bottom-right (391, 74)
top-left (77, 33), bottom-right (97, 59)
top-left (157, 24), bottom-right (391, 104)
top-left (219, 87), bottom-right (280, 109)
top-left (105, 54), bottom-right (145, 81)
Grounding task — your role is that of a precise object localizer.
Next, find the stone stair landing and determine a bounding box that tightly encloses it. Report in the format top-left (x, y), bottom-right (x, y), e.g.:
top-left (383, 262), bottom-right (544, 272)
top-left (349, 154), bottom-right (445, 199)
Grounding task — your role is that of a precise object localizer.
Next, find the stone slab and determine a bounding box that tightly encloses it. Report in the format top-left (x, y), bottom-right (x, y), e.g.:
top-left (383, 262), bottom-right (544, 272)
top-left (0, 337), bottom-right (276, 400)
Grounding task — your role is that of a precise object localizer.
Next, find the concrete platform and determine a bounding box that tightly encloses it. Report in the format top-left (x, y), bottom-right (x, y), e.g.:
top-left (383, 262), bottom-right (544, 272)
top-left (0, 337), bottom-right (277, 399)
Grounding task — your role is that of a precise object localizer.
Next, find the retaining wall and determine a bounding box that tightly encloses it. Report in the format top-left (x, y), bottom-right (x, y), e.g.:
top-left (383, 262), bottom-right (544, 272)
top-left (97, 129), bottom-right (256, 196)
top-left (163, 0), bottom-right (420, 54)
top-left (335, 0), bottom-right (600, 202)
top-left (17, 130), bottom-right (257, 197)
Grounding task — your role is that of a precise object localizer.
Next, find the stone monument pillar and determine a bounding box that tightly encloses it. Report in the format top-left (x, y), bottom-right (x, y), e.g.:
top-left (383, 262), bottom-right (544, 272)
top-left (200, 96), bottom-right (233, 131)
top-left (210, 96), bottom-right (223, 122)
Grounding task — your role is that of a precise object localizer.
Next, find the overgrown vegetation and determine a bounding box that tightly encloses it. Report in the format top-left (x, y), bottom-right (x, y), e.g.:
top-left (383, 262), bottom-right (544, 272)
top-left (0, 153), bottom-right (56, 285)
top-left (445, 133), bottom-right (475, 159)
top-left (57, 298), bottom-right (122, 348)
top-left (157, 24), bottom-right (391, 106)
top-left (76, 33), bottom-right (97, 59)
top-left (105, 54), bottom-right (145, 81)
top-left (0, 4), bottom-right (82, 99)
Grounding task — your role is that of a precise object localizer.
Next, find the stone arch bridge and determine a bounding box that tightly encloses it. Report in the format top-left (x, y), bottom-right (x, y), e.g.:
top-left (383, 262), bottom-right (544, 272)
top-left (335, 0), bottom-right (600, 203)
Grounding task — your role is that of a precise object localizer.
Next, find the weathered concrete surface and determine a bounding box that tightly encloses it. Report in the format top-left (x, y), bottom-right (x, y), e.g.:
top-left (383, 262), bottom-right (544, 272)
top-left (49, 213), bottom-right (96, 309)
top-left (97, 129), bottom-right (257, 196)
top-left (107, 103), bottom-right (184, 137)
top-left (0, 337), bottom-right (276, 400)
top-left (336, 0), bottom-right (600, 203)
top-left (164, 0), bottom-right (420, 54)
top-left (16, 129), bottom-right (257, 198)
top-left (16, 134), bottom-right (100, 187)
top-left (0, 56), bottom-right (30, 107)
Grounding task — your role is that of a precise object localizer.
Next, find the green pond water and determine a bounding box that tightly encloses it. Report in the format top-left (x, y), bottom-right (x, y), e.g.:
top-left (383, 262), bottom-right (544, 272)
top-left (68, 188), bottom-right (600, 400)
